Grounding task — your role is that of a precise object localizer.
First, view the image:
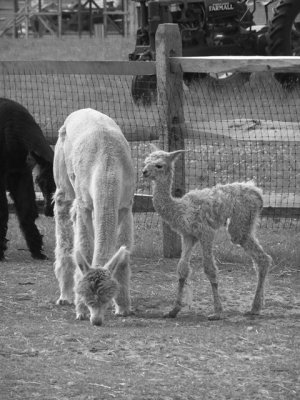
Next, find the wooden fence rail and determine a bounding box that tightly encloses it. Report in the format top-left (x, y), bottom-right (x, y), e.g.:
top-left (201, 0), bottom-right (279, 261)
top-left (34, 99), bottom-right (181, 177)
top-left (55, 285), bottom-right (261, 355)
top-left (0, 60), bottom-right (156, 76)
top-left (171, 55), bottom-right (300, 74)
top-left (3, 24), bottom-right (300, 257)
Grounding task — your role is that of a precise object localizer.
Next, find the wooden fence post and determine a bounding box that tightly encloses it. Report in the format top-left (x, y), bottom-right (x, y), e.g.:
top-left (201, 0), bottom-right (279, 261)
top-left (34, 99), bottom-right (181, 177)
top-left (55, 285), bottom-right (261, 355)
top-left (155, 24), bottom-right (185, 258)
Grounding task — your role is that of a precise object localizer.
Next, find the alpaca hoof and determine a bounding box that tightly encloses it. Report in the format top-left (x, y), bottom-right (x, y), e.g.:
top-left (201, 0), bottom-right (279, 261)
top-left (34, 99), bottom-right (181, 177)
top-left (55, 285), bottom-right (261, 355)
top-left (56, 298), bottom-right (72, 306)
top-left (163, 310), bottom-right (178, 319)
top-left (245, 310), bottom-right (260, 317)
top-left (207, 313), bottom-right (222, 321)
top-left (31, 252), bottom-right (48, 260)
top-left (76, 313), bottom-right (89, 321)
top-left (115, 310), bottom-right (134, 317)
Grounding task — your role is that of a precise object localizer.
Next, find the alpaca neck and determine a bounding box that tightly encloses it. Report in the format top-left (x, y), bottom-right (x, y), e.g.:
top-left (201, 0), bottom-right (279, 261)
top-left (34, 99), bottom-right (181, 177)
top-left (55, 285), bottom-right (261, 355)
top-left (152, 174), bottom-right (181, 225)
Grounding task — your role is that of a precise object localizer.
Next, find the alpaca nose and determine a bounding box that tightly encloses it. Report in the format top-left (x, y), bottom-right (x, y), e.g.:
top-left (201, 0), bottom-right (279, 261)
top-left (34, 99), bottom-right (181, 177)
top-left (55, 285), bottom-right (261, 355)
top-left (142, 169), bottom-right (149, 177)
top-left (90, 316), bottom-right (103, 326)
top-left (89, 307), bottom-right (105, 326)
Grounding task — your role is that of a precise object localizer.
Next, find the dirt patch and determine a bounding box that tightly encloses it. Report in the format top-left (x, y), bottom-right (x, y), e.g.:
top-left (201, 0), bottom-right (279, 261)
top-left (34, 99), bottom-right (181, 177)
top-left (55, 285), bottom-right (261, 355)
top-left (0, 249), bottom-right (299, 400)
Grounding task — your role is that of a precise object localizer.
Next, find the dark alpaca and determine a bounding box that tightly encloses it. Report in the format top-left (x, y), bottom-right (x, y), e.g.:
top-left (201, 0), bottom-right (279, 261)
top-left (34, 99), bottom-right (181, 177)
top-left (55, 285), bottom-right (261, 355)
top-left (0, 98), bottom-right (56, 261)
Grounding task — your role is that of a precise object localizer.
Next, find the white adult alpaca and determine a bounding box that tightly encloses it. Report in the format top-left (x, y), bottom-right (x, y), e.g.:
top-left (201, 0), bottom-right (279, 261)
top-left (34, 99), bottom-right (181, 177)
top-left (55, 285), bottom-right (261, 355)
top-left (53, 108), bottom-right (135, 319)
top-left (143, 145), bottom-right (272, 320)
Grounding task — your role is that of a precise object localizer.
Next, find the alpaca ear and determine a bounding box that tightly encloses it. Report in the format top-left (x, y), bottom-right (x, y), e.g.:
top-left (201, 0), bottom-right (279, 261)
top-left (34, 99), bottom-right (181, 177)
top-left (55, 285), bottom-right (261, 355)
top-left (169, 149), bottom-right (186, 163)
top-left (74, 250), bottom-right (91, 274)
top-left (104, 246), bottom-right (130, 274)
top-left (150, 143), bottom-right (160, 152)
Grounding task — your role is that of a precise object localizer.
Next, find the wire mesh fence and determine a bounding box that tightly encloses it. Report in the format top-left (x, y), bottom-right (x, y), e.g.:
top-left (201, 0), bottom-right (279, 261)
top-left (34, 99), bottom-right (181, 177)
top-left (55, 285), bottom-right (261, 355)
top-left (181, 71), bottom-right (300, 227)
top-left (0, 63), bottom-right (161, 243)
top-left (1, 61), bottom-right (299, 242)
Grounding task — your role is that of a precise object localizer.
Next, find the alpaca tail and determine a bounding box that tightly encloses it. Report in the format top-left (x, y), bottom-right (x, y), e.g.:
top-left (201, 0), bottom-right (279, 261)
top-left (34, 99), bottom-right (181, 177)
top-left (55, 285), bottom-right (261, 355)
top-left (243, 181), bottom-right (264, 234)
top-left (241, 181), bottom-right (264, 210)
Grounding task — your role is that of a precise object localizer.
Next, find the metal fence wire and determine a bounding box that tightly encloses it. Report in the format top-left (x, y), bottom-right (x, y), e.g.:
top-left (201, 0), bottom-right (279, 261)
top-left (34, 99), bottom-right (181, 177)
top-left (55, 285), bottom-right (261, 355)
top-left (181, 72), bottom-right (300, 228)
top-left (1, 64), bottom-right (299, 234)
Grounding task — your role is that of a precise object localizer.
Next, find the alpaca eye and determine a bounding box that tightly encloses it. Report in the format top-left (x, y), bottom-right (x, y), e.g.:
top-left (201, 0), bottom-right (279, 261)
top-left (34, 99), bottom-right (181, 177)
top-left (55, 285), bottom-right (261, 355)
top-left (156, 165), bottom-right (163, 169)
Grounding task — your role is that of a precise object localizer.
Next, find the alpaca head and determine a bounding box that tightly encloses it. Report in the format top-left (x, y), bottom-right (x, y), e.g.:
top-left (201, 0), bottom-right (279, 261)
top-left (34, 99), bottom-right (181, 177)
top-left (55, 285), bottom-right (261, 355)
top-left (33, 156), bottom-right (56, 217)
top-left (142, 144), bottom-right (185, 182)
top-left (75, 246), bottom-right (130, 326)
top-left (35, 163), bottom-right (56, 217)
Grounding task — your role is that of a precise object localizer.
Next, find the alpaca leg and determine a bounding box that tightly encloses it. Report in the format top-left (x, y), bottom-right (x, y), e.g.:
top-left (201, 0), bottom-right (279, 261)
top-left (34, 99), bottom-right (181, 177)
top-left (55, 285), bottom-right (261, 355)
top-left (166, 235), bottom-right (196, 318)
top-left (201, 232), bottom-right (223, 320)
top-left (7, 170), bottom-right (45, 259)
top-left (0, 177), bottom-right (8, 260)
top-left (73, 205), bottom-right (93, 319)
top-left (113, 208), bottom-right (133, 315)
top-left (54, 190), bottom-right (75, 305)
top-left (117, 207), bottom-right (134, 251)
top-left (72, 203), bottom-right (93, 265)
top-left (112, 254), bottom-right (132, 316)
top-left (75, 294), bottom-right (89, 320)
top-left (242, 235), bottom-right (272, 315)
top-left (74, 269), bottom-right (89, 320)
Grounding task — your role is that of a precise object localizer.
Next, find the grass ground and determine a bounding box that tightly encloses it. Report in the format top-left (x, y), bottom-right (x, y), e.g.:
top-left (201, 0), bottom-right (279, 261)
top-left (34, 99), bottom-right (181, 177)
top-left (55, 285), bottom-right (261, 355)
top-left (0, 216), bottom-right (299, 400)
top-left (1, 36), bottom-right (299, 400)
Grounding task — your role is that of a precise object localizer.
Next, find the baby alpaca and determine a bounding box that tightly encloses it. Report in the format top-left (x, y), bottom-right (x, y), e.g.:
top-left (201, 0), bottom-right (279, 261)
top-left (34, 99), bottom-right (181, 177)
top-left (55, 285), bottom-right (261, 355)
top-left (143, 145), bottom-right (272, 320)
top-left (53, 108), bottom-right (135, 318)
top-left (75, 246), bottom-right (131, 326)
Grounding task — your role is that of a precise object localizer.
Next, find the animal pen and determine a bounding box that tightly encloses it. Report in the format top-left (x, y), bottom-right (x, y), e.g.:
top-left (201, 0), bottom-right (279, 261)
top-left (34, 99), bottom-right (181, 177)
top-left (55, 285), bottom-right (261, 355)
top-left (1, 24), bottom-right (299, 257)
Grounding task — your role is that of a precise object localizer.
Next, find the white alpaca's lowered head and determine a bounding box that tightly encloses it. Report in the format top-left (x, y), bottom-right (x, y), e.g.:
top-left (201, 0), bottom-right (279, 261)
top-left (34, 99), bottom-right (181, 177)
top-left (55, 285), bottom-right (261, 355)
top-left (74, 246), bottom-right (131, 326)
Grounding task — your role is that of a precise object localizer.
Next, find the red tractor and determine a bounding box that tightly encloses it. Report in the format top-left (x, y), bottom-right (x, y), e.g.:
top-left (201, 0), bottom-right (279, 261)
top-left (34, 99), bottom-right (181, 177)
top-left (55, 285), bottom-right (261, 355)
top-left (129, 0), bottom-right (300, 104)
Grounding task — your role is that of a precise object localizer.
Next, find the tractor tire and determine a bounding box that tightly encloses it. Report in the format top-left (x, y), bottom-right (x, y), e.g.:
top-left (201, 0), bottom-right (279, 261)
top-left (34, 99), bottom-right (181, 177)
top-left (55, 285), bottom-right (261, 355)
top-left (267, 0), bottom-right (300, 88)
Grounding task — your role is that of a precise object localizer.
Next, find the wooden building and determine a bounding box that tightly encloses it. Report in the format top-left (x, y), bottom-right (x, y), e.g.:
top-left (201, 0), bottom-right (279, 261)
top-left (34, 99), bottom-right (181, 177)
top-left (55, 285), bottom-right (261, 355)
top-left (0, 0), bottom-right (136, 38)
